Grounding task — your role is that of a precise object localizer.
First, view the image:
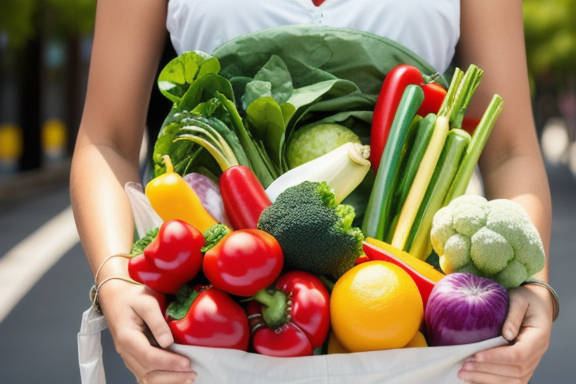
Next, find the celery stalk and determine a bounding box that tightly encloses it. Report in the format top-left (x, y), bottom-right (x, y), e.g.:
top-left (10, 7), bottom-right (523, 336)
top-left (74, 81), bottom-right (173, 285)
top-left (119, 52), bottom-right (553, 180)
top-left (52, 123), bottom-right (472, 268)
top-left (406, 128), bottom-right (471, 259)
top-left (448, 65), bottom-right (483, 128)
top-left (437, 68), bottom-right (463, 119)
top-left (443, 95), bottom-right (504, 203)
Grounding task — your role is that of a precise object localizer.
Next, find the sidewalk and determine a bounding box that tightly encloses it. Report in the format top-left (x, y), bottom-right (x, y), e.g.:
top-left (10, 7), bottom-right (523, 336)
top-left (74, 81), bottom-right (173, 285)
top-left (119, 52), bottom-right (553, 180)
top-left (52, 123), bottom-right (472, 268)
top-left (0, 159), bottom-right (71, 207)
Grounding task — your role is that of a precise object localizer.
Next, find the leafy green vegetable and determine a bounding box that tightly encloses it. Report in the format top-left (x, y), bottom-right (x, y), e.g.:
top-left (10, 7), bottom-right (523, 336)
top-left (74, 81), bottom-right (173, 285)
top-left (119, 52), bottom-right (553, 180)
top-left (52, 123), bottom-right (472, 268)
top-left (151, 26), bottom-right (450, 209)
top-left (157, 51), bottom-right (221, 105)
top-left (213, 25), bottom-right (447, 94)
top-left (242, 55), bottom-right (293, 108)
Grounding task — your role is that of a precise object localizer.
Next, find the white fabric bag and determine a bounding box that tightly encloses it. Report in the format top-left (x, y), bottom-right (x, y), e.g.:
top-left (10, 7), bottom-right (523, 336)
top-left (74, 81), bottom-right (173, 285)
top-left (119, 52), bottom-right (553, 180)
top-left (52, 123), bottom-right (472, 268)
top-left (78, 306), bottom-right (507, 384)
top-left (78, 306), bottom-right (109, 384)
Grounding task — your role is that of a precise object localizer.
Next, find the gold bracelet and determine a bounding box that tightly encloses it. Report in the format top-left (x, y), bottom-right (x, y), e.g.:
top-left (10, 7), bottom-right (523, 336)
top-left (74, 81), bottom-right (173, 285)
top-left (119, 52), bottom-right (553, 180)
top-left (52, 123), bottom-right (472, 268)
top-left (94, 253), bottom-right (131, 285)
top-left (90, 276), bottom-right (142, 313)
top-left (521, 279), bottom-right (560, 322)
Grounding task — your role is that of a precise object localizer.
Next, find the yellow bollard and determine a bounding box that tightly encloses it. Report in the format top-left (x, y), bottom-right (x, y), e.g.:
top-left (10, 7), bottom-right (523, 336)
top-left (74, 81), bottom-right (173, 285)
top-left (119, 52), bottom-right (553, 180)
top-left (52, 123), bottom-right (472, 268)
top-left (0, 123), bottom-right (23, 170)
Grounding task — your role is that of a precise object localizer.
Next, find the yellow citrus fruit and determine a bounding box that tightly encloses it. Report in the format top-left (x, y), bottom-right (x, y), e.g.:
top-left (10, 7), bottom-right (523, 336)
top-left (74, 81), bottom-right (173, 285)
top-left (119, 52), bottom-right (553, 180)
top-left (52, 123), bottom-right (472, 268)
top-left (404, 331), bottom-right (428, 348)
top-left (327, 332), bottom-right (350, 354)
top-left (330, 260), bottom-right (424, 352)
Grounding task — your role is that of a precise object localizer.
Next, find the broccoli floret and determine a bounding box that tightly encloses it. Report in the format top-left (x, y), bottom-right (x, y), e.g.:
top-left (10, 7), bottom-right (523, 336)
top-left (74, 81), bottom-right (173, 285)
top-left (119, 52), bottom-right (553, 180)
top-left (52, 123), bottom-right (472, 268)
top-left (257, 181), bottom-right (364, 279)
top-left (430, 195), bottom-right (546, 289)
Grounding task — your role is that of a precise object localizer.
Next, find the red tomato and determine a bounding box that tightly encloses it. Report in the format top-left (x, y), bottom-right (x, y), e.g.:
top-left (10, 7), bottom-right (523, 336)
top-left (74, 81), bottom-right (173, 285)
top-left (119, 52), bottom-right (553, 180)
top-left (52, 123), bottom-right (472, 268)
top-left (202, 229), bottom-right (284, 297)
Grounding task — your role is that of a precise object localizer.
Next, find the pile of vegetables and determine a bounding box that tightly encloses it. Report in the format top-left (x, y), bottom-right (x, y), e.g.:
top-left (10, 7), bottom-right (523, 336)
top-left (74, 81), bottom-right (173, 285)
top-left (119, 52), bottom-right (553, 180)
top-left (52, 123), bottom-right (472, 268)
top-left (119, 26), bottom-right (547, 359)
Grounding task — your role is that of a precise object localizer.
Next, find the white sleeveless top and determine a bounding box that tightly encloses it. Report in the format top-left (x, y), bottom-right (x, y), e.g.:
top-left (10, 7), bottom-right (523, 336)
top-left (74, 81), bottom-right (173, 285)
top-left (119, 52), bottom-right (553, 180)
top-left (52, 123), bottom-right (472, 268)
top-left (167, 0), bottom-right (460, 74)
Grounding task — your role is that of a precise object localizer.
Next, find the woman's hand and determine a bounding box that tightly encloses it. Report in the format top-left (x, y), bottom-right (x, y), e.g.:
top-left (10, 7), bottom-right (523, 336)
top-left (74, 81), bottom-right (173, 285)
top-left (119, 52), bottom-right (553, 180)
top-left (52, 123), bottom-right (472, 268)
top-left (98, 279), bottom-right (197, 384)
top-left (457, 284), bottom-right (554, 384)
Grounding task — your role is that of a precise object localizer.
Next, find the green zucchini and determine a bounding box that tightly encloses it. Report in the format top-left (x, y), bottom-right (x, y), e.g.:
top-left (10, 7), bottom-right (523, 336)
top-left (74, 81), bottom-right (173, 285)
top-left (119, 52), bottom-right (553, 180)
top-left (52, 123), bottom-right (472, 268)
top-left (383, 114), bottom-right (424, 242)
top-left (362, 84), bottom-right (424, 240)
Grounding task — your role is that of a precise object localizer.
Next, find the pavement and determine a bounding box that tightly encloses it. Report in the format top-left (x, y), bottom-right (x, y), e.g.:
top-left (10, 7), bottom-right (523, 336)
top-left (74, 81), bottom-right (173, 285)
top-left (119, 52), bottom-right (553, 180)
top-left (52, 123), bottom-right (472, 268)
top-left (0, 159), bottom-right (72, 208)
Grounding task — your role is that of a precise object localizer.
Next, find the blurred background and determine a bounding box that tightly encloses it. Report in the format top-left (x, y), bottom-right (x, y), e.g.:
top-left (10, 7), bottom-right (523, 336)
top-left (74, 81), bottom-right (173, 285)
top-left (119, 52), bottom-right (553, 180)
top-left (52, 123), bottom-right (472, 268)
top-left (0, 0), bottom-right (94, 176)
top-left (0, 1), bottom-right (575, 383)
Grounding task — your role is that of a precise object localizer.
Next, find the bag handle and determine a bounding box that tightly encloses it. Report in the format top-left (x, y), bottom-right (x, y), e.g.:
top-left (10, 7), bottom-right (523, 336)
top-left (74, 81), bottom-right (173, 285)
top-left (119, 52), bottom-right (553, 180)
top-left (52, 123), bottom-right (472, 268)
top-left (78, 306), bottom-right (108, 384)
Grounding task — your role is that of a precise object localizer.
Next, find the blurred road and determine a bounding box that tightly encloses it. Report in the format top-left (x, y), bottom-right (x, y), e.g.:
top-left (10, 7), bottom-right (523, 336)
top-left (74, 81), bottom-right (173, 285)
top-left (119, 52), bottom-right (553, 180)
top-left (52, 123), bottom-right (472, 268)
top-left (0, 159), bottom-right (574, 384)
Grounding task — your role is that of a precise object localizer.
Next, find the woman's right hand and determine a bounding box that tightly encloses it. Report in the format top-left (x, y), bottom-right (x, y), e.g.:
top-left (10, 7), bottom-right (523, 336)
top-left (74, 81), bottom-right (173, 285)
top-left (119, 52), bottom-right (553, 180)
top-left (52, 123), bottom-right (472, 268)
top-left (98, 279), bottom-right (197, 384)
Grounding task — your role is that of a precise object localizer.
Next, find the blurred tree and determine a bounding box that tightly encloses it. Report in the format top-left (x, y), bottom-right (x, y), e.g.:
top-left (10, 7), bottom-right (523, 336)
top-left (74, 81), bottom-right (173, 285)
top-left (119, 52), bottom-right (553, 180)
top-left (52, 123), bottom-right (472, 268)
top-left (524, 0), bottom-right (576, 82)
top-left (0, 0), bottom-right (96, 171)
top-left (0, 0), bottom-right (36, 48)
top-left (44, 0), bottom-right (97, 38)
top-left (0, 0), bottom-right (96, 49)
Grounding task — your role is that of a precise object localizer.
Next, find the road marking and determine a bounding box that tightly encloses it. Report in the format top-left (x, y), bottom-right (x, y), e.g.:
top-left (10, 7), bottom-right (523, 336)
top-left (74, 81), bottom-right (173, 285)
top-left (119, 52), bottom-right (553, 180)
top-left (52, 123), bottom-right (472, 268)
top-left (0, 205), bottom-right (79, 323)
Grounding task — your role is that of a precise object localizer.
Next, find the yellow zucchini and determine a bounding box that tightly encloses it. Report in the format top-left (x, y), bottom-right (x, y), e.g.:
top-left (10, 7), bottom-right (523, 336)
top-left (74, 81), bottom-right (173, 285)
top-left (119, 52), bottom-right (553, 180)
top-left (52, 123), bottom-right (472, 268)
top-left (391, 115), bottom-right (449, 250)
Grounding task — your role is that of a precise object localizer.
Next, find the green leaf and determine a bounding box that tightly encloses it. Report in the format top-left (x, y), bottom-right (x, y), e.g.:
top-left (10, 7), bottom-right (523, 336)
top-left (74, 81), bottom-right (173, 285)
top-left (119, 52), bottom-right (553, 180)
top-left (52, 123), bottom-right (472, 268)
top-left (157, 51), bottom-right (220, 104)
top-left (213, 25), bottom-right (447, 94)
top-left (179, 73), bottom-right (235, 111)
top-left (252, 55), bottom-right (294, 105)
top-left (245, 96), bottom-right (286, 168)
top-left (242, 80), bottom-right (273, 109)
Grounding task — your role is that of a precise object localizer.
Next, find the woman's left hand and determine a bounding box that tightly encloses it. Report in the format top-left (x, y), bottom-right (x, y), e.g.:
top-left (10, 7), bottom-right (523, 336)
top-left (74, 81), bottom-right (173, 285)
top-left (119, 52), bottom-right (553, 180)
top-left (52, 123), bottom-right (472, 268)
top-left (457, 284), bottom-right (554, 384)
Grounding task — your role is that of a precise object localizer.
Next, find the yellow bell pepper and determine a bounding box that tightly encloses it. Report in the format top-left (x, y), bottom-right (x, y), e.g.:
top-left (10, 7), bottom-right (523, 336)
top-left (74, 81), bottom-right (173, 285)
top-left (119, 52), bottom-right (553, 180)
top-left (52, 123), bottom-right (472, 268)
top-left (145, 155), bottom-right (218, 232)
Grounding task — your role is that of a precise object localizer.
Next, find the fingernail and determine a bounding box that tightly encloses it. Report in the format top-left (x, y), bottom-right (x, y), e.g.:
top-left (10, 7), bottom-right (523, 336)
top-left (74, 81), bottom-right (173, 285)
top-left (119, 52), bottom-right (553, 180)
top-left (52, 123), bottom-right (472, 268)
top-left (156, 333), bottom-right (173, 348)
top-left (181, 360), bottom-right (193, 370)
top-left (503, 328), bottom-right (515, 341)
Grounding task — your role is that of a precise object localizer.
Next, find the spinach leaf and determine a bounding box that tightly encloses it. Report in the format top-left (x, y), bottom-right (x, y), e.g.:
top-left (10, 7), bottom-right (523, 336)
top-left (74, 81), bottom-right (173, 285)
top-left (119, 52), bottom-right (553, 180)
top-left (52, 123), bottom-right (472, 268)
top-left (245, 96), bottom-right (286, 168)
top-left (157, 51), bottom-right (220, 104)
top-left (179, 73), bottom-right (234, 111)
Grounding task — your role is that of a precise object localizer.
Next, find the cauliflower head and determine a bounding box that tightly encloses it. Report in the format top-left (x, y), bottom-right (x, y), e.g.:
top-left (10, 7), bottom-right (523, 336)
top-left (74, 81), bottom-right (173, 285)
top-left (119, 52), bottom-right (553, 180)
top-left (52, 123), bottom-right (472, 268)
top-left (430, 194), bottom-right (545, 289)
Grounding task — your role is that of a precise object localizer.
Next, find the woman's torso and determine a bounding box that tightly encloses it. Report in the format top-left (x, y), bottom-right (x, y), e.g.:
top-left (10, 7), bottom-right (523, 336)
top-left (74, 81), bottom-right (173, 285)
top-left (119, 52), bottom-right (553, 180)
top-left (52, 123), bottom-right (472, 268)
top-left (167, 0), bottom-right (460, 74)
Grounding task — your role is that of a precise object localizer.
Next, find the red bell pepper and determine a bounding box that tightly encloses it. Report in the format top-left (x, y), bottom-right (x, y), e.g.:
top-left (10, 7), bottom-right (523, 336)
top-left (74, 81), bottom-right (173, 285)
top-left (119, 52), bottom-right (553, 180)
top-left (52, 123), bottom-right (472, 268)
top-left (202, 228), bottom-right (284, 297)
top-left (370, 64), bottom-right (446, 173)
top-left (128, 220), bottom-right (204, 294)
top-left (166, 285), bottom-right (250, 351)
top-left (220, 165), bottom-right (272, 230)
top-left (247, 271), bottom-right (330, 357)
top-left (418, 80), bottom-right (447, 117)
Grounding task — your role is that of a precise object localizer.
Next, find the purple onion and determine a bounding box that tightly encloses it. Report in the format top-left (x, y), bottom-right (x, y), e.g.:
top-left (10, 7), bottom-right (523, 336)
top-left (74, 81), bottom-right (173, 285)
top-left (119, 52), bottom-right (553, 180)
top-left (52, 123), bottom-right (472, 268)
top-left (183, 173), bottom-right (231, 227)
top-left (425, 273), bottom-right (509, 347)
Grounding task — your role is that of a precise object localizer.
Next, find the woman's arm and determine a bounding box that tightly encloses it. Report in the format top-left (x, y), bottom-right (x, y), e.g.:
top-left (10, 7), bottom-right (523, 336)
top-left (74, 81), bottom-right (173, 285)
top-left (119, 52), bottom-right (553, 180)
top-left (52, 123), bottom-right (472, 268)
top-left (70, 1), bottom-right (196, 383)
top-left (457, 0), bottom-right (552, 262)
top-left (456, 1), bottom-right (554, 383)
